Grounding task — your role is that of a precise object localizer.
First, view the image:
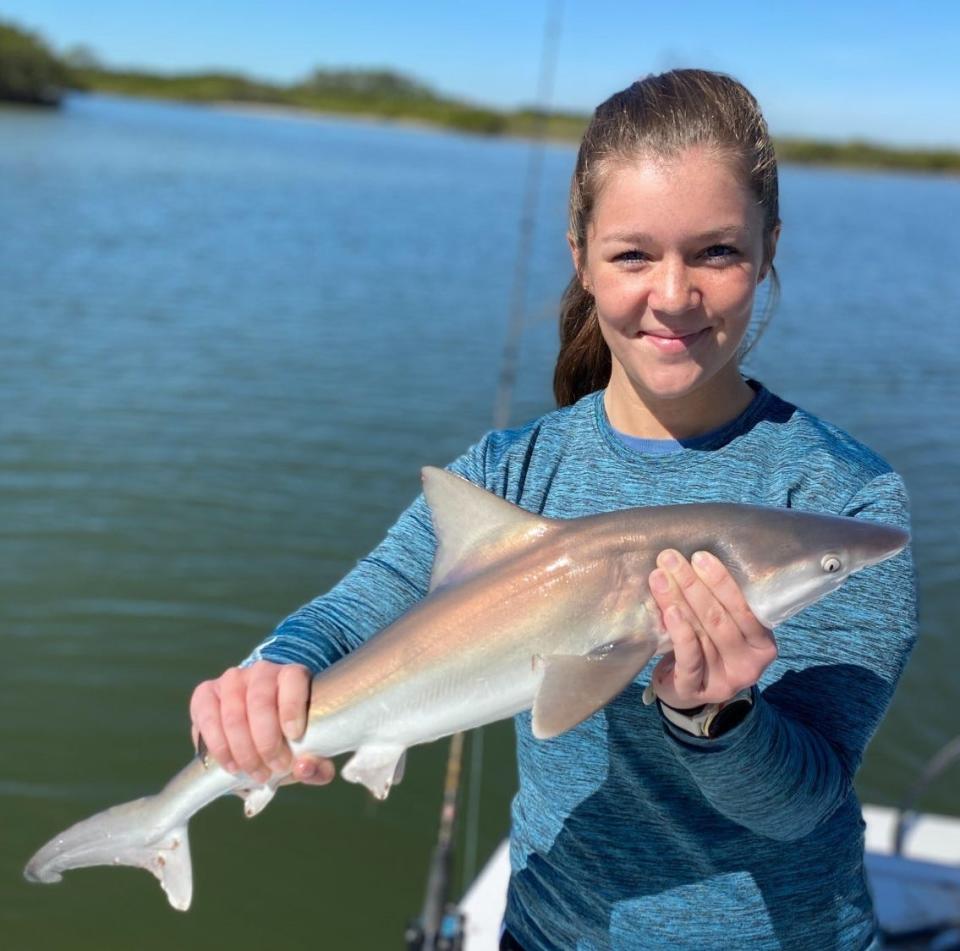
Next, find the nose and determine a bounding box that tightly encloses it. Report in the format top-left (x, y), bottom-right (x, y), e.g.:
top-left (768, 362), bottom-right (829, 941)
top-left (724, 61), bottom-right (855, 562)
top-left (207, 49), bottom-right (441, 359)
top-left (649, 257), bottom-right (701, 315)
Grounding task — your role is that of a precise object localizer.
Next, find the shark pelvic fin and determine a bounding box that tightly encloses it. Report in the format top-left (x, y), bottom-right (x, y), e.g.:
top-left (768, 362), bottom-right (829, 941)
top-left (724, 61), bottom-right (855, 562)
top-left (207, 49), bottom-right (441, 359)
top-left (532, 640), bottom-right (659, 740)
top-left (342, 744), bottom-right (407, 800)
top-left (421, 466), bottom-right (555, 592)
top-left (238, 780), bottom-right (279, 818)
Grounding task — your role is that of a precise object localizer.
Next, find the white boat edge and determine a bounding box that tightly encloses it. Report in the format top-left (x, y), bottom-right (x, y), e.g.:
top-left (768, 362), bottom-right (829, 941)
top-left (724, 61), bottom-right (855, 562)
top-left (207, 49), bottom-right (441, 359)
top-left (460, 805), bottom-right (960, 950)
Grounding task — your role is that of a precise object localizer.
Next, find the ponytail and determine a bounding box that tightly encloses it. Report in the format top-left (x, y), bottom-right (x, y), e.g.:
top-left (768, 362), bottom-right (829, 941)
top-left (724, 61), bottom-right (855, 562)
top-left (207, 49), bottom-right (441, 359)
top-left (553, 277), bottom-right (610, 407)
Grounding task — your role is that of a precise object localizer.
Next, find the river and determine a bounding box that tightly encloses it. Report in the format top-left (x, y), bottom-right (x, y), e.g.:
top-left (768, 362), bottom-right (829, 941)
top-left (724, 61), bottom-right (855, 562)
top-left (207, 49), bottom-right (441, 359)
top-left (2, 93), bottom-right (958, 949)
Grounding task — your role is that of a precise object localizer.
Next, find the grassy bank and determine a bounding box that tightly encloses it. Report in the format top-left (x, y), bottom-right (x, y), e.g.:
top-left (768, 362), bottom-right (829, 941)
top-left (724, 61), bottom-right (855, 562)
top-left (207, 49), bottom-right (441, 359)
top-left (68, 66), bottom-right (960, 173)
top-left (67, 64), bottom-right (591, 140)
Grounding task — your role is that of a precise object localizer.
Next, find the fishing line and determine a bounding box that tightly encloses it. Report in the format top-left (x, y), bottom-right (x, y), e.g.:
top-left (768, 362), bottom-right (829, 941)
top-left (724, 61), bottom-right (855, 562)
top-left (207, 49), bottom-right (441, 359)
top-left (411, 3), bottom-right (566, 947)
top-left (465, 0), bottom-right (565, 895)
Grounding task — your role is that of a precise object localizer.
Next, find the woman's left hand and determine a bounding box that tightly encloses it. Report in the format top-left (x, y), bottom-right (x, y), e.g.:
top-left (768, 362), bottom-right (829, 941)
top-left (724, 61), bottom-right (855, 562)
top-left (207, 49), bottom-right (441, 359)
top-left (648, 549), bottom-right (777, 709)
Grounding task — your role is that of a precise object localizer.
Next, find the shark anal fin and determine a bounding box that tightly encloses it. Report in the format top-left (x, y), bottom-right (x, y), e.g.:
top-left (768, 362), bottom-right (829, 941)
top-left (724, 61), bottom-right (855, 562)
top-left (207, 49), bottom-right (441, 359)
top-left (342, 745), bottom-right (407, 800)
top-left (532, 640), bottom-right (658, 740)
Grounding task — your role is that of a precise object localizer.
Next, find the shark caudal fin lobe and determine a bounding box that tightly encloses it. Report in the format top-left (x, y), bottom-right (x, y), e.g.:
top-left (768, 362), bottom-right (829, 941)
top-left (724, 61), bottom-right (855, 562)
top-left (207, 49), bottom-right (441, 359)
top-left (532, 639), bottom-right (660, 740)
top-left (24, 795), bottom-right (195, 911)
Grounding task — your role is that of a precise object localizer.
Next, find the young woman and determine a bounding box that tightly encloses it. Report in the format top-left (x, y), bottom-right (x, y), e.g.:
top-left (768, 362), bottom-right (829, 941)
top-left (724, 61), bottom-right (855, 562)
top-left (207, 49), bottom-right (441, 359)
top-left (190, 70), bottom-right (917, 949)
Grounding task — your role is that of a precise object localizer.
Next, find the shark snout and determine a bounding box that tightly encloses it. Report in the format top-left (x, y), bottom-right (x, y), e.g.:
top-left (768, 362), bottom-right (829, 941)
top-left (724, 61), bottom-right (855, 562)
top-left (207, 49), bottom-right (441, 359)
top-left (854, 522), bottom-right (910, 568)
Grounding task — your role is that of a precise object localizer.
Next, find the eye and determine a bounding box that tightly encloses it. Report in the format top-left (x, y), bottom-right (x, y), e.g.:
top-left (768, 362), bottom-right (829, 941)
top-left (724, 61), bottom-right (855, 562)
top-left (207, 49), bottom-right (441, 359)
top-left (614, 249), bottom-right (648, 264)
top-left (701, 244), bottom-right (740, 263)
top-left (821, 555), bottom-right (842, 573)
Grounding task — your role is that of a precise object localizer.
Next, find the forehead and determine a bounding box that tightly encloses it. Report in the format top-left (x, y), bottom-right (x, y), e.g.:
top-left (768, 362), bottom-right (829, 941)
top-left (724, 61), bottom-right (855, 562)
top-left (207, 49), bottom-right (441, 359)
top-left (589, 148), bottom-right (761, 240)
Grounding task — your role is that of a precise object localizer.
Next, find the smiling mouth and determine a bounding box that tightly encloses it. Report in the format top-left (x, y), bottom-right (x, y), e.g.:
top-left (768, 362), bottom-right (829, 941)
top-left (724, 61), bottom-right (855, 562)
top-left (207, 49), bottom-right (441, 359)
top-left (639, 327), bottom-right (710, 352)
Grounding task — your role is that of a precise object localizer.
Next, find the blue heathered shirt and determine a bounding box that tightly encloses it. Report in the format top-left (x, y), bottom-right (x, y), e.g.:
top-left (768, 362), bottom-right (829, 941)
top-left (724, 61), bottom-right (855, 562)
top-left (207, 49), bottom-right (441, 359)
top-left (249, 383), bottom-right (917, 950)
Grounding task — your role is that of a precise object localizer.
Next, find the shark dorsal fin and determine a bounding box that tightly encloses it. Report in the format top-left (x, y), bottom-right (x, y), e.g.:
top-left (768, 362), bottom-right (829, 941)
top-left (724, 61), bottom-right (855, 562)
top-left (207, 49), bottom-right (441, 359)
top-left (421, 466), bottom-right (554, 592)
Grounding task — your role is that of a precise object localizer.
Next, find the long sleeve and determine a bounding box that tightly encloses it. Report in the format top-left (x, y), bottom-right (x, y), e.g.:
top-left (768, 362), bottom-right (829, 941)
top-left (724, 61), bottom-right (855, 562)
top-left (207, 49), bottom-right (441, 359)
top-left (243, 435), bottom-right (494, 673)
top-left (660, 471), bottom-right (919, 840)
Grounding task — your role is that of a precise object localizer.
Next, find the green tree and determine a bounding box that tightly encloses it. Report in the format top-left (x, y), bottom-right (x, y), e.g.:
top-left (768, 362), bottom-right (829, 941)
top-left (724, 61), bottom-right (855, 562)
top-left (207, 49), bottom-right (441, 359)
top-left (0, 20), bottom-right (70, 105)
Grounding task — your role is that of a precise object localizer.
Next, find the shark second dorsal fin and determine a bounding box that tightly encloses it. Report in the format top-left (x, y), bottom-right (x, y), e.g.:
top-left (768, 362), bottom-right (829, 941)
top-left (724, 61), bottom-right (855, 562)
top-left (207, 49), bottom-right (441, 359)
top-left (421, 467), bottom-right (554, 592)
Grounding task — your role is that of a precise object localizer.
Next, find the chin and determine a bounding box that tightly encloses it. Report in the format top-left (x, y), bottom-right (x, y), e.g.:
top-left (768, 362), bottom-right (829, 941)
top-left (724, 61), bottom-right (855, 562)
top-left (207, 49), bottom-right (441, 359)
top-left (624, 366), bottom-right (714, 402)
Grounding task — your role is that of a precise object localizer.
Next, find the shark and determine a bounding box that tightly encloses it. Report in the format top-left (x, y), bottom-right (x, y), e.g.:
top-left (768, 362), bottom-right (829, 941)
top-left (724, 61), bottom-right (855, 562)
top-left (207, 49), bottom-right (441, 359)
top-left (24, 466), bottom-right (909, 910)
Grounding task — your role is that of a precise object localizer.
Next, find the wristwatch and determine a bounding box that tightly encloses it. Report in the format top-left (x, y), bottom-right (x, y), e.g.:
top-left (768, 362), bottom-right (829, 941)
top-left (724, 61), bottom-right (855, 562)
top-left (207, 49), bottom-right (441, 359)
top-left (643, 686), bottom-right (754, 739)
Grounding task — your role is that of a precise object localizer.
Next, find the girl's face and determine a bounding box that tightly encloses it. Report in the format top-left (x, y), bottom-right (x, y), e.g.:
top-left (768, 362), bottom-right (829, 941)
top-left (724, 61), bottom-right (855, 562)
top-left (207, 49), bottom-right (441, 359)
top-left (573, 148), bottom-right (776, 423)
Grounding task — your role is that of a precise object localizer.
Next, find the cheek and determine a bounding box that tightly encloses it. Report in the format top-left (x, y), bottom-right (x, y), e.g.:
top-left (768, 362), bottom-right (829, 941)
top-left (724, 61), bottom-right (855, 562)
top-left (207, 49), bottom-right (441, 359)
top-left (704, 272), bottom-right (757, 321)
top-left (592, 279), bottom-right (643, 327)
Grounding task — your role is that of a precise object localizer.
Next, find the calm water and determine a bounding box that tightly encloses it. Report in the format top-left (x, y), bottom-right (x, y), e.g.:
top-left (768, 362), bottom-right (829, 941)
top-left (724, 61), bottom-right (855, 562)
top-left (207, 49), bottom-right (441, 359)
top-left (1, 94), bottom-right (958, 949)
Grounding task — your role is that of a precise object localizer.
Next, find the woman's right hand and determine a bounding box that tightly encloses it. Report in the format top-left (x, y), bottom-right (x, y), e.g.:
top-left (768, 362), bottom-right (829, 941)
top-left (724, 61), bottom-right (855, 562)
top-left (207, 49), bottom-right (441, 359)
top-left (189, 660), bottom-right (335, 786)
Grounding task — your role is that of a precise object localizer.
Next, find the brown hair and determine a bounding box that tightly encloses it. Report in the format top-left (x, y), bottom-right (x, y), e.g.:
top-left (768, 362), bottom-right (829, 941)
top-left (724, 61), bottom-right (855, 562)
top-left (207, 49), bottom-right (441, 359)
top-left (553, 68), bottom-right (781, 407)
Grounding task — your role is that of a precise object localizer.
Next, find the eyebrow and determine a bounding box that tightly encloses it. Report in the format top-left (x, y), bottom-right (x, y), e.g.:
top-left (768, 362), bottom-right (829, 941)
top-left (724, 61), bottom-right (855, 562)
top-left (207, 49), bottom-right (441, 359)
top-left (600, 226), bottom-right (746, 245)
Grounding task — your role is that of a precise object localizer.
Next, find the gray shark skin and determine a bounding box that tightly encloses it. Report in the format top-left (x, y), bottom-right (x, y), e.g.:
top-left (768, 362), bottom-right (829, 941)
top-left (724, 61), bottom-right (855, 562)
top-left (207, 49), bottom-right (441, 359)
top-left (24, 467), bottom-right (909, 909)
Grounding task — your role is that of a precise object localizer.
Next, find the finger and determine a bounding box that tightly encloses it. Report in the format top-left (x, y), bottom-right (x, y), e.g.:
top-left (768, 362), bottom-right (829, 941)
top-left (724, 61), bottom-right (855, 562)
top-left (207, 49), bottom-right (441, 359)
top-left (659, 602), bottom-right (705, 700)
top-left (246, 664), bottom-right (291, 775)
top-left (651, 650), bottom-right (675, 689)
top-left (277, 664), bottom-right (311, 742)
top-left (190, 680), bottom-right (237, 773)
top-left (690, 550), bottom-right (774, 649)
top-left (219, 667), bottom-right (270, 783)
top-left (658, 550), bottom-right (743, 654)
top-left (292, 756), bottom-right (336, 786)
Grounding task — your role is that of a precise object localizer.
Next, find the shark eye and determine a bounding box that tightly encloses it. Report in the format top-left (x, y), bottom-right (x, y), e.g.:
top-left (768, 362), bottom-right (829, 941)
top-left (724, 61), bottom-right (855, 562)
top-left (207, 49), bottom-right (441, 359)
top-left (821, 555), bottom-right (842, 573)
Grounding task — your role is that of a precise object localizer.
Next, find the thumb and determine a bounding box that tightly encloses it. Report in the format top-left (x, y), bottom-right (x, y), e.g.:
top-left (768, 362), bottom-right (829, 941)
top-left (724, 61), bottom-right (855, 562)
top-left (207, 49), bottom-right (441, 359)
top-left (293, 756), bottom-right (336, 786)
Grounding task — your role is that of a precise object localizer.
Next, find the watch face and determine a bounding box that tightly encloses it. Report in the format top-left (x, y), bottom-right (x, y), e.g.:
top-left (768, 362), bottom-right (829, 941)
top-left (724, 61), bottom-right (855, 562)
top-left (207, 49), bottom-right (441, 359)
top-left (708, 699), bottom-right (753, 738)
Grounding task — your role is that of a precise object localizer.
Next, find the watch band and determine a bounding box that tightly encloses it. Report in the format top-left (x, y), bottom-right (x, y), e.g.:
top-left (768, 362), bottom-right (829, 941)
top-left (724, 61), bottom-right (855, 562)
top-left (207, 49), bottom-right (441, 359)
top-left (644, 686), bottom-right (754, 739)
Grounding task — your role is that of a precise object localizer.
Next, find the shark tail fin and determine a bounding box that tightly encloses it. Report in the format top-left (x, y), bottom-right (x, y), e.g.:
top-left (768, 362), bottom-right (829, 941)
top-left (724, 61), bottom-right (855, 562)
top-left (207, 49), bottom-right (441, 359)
top-left (24, 794), bottom-right (195, 911)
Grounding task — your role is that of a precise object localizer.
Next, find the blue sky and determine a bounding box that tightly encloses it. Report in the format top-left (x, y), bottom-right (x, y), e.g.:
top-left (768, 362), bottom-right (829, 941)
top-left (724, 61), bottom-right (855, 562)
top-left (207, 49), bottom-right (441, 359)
top-left (4, 0), bottom-right (958, 147)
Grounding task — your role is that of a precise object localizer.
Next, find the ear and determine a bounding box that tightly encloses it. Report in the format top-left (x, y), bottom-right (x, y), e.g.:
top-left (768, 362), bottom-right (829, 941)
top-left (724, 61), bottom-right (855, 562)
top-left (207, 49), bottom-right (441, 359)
top-left (567, 233), bottom-right (588, 290)
top-left (759, 222), bottom-right (781, 283)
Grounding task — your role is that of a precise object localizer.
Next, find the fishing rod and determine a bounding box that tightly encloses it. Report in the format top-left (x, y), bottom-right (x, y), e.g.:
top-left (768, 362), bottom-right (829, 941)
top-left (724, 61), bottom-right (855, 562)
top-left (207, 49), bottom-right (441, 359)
top-left (405, 3), bottom-right (565, 949)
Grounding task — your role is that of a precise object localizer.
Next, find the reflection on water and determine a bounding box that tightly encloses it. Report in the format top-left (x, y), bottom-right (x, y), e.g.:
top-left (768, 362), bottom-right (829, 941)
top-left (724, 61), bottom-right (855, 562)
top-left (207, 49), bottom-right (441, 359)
top-left (1, 94), bottom-right (958, 949)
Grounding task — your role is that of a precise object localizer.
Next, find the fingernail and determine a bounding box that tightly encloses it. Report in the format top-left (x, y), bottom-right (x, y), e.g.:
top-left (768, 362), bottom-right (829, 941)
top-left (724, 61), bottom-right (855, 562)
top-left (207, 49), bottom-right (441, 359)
top-left (650, 570), bottom-right (669, 593)
top-left (254, 768), bottom-right (271, 784)
top-left (269, 759), bottom-right (287, 774)
top-left (692, 551), bottom-right (713, 571)
top-left (282, 720), bottom-right (299, 740)
top-left (660, 550), bottom-right (680, 569)
top-left (297, 759), bottom-right (316, 779)
top-left (226, 760), bottom-right (239, 774)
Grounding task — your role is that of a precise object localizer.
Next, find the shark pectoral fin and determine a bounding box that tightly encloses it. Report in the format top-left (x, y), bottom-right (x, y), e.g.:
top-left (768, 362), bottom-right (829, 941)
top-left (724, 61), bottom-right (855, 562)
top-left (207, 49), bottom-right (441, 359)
top-left (342, 744), bottom-right (407, 800)
top-left (531, 640), bottom-right (659, 740)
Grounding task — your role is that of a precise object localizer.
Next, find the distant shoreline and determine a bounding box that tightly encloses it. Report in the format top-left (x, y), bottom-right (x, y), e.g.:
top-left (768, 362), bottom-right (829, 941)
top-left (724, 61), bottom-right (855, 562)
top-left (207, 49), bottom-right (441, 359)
top-left (98, 91), bottom-right (960, 177)
top-left (3, 14), bottom-right (958, 175)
